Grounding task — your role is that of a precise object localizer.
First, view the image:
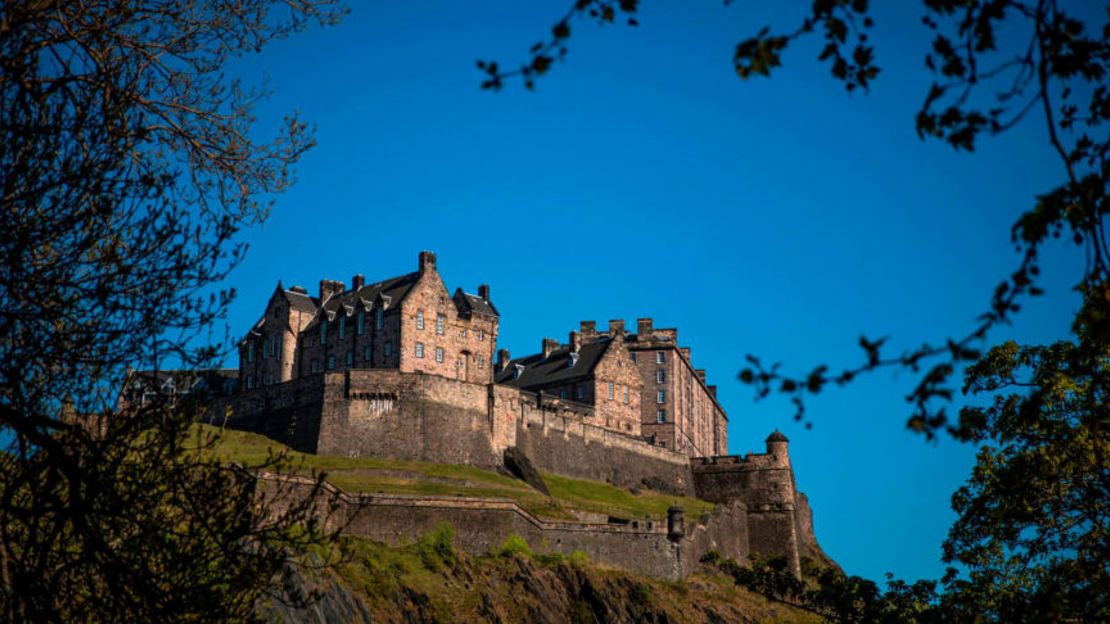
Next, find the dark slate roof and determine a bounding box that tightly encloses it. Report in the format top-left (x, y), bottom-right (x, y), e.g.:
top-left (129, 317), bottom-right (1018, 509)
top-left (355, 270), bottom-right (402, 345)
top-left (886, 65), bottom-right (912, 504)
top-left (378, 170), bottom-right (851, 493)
top-left (766, 430), bottom-right (789, 443)
top-left (127, 368), bottom-right (239, 393)
top-left (495, 337), bottom-right (612, 389)
top-left (303, 272), bottom-right (420, 330)
top-left (461, 292), bottom-right (498, 317)
top-left (282, 288), bottom-right (319, 314)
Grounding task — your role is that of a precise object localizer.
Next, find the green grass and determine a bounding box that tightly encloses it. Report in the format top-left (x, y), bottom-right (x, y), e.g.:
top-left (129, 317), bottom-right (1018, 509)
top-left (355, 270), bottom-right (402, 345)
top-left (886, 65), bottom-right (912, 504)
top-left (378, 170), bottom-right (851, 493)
top-left (194, 424), bottom-right (714, 523)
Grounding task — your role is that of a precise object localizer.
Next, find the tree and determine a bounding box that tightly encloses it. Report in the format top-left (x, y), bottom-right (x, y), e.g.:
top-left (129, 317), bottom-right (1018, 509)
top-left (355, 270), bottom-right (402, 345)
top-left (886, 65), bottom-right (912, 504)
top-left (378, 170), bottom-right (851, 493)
top-left (0, 1), bottom-right (346, 620)
top-left (481, 1), bottom-right (1108, 620)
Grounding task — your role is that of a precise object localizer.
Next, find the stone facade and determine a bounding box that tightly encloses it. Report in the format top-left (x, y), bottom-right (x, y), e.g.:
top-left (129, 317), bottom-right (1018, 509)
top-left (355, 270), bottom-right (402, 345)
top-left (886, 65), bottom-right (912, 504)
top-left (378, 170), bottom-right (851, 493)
top-left (578, 318), bottom-right (727, 457)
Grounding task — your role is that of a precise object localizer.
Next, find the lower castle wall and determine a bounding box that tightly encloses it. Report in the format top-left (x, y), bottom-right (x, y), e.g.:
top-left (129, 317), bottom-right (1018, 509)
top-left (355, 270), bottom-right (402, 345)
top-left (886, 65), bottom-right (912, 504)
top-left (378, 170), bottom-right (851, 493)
top-left (260, 474), bottom-right (749, 581)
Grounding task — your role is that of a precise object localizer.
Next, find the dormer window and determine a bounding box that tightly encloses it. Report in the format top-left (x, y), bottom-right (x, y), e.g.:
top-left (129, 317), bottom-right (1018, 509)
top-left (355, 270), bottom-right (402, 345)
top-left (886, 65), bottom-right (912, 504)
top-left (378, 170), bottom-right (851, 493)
top-left (568, 353), bottom-right (579, 368)
top-left (513, 363), bottom-right (524, 380)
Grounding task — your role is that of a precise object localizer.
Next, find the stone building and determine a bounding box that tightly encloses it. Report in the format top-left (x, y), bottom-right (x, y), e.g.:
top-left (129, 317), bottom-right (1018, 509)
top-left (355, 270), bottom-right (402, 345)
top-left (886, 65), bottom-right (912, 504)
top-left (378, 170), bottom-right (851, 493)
top-left (494, 330), bottom-right (643, 435)
top-left (238, 251), bottom-right (499, 391)
top-left (576, 318), bottom-right (728, 457)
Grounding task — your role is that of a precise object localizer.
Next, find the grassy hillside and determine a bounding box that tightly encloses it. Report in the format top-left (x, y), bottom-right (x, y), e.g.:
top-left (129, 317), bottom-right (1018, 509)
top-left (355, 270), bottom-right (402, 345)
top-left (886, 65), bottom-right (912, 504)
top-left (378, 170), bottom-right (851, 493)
top-left (263, 529), bottom-right (821, 624)
top-left (194, 424), bottom-right (714, 523)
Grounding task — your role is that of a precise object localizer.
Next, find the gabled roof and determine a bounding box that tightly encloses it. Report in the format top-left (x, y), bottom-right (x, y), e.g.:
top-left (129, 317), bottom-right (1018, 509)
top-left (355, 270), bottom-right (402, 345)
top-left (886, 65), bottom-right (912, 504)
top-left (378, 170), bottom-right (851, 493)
top-left (495, 337), bottom-right (612, 389)
top-left (454, 288), bottom-right (499, 318)
top-left (281, 288), bottom-right (319, 314)
top-left (303, 272), bottom-right (420, 331)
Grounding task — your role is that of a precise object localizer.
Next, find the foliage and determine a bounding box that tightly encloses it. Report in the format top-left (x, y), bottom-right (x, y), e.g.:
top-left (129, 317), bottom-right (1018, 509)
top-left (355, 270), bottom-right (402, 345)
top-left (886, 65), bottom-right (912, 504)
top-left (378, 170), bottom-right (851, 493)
top-left (939, 339), bottom-right (1110, 621)
top-left (416, 523), bottom-right (459, 572)
top-left (494, 533), bottom-right (533, 558)
top-left (0, 0), bottom-right (344, 620)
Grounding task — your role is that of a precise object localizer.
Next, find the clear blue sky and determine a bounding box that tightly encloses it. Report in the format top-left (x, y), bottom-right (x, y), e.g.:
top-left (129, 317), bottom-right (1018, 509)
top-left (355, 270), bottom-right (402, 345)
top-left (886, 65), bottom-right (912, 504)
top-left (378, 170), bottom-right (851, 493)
top-left (221, 2), bottom-right (1082, 584)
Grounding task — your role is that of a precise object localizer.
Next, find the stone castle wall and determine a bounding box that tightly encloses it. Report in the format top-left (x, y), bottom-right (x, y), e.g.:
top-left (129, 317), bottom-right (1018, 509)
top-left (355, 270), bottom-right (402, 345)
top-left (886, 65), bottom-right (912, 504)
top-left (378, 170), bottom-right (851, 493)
top-left (259, 474), bottom-right (749, 582)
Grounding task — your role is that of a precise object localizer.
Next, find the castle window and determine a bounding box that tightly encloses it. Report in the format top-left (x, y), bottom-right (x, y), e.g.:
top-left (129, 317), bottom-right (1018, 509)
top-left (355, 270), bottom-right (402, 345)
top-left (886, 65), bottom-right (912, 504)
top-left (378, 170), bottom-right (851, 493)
top-left (364, 346), bottom-right (372, 361)
top-left (623, 386), bottom-right (629, 404)
top-left (374, 308), bottom-right (383, 330)
top-left (477, 355), bottom-right (485, 369)
top-left (436, 314), bottom-right (445, 335)
top-left (264, 373), bottom-right (272, 386)
top-left (327, 354), bottom-right (335, 370)
top-left (357, 310), bottom-right (365, 335)
top-left (247, 342), bottom-right (254, 363)
top-left (246, 375), bottom-right (254, 390)
top-left (608, 382), bottom-right (614, 400)
top-left (310, 359), bottom-right (319, 374)
top-left (656, 352), bottom-right (665, 364)
top-left (575, 386), bottom-right (585, 401)
top-left (261, 338), bottom-right (269, 359)
top-left (461, 329), bottom-right (467, 338)
top-left (417, 309), bottom-right (425, 330)
top-left (435, 347), bottom-right (444, 363)
top-left (320, 320), bottom-right (327, 344)
top-left (560, 389), bottom-right (568, 400)
top-left (657, 369), bottom-right (665, 384)
top-left (630, 352), bottom-right (637, 362)
top-left (345, 350), bottom-right (353, 366)
top-left (339, 315), bottom-right (346, 339)
top-left (657, 409), bottom-right (666, 423)
top-left (384, 341), bottom-right (393, 356)
top-left (274, 337), bottom-right (281, 361)
top-left (415, 342), bottom-right (425, 358)
top-left (477, 329), bottom-right (484, 341)
top-left (657, 389), bottom-right (666, 404)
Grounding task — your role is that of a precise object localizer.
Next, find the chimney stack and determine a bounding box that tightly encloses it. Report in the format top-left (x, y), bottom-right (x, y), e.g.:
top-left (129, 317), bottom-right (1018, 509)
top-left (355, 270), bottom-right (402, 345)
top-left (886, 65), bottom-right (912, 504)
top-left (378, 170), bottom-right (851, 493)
top-left (695, 369), bottom-right (706, 383)
top-left (351, 273), bottom-right (365, 290)
top-left (569, 330), bottom-right (581, 353)
top-left (707, 385), bottom-right (717, 399)
top-left (580, 320), bottom-right (596, 339)
top-left (496, 348), bottom-right (510, 372)
top-left (541, 337), bottom-right (559, 358)
top-left (608, 319), bottom-right (625, 335)
top-left (679, 347), bottom-right (691, 362)
top-left (418, 250), bottom-right (437, 274)
top-left (318, 279), bottom-right (345, 302)
top-left (637, 318), bottom-right (653, 336)
top-left (478, 284), bottom-right (490, 300)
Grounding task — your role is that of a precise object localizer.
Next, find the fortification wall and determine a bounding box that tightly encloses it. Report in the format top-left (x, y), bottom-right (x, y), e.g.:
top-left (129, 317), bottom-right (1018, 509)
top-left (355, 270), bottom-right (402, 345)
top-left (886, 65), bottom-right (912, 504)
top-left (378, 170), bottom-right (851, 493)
top-left (318, 370), bottom-right (501, 469)
top-left (692, 452), bottom-right (801, 575)
top-left (510, 390), bottom-right (695, 496)
top-left (216, 375), bottom-right (326, 453)
top-left (258, 474), bottom-right (748, 581)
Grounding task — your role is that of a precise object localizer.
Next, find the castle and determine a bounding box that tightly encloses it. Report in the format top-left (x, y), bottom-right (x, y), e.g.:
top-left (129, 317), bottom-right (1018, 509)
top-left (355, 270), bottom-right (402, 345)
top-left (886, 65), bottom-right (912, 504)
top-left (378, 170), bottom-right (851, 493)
top-left (220, 251), bottom-right (830, 579)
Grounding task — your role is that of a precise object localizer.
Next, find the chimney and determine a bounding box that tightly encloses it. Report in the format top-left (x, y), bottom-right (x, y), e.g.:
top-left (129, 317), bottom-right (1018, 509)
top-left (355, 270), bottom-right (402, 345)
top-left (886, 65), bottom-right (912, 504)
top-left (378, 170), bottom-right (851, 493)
top-left (318, 279), bottom-right (345, 302)
top-left (637, 318), bottom-right (653, 336)
top-left (351, 273), bottom-right (365, 290)
top-left (418, 250), bottom-right (437, 274)
top-left (478, 284), bottom-right (490, 300)
top-left (680, 347), bottom-right (691, 362)
top-left (580, 320), bottom-right (596, 339)
top-left (496, 348), bottom-right (510, 372)
top-left (608, 319), bottom-right (625, 335)
top-left (569, 330), bottom-right (581, 353)
top-left (707, 385), bottom-right (717, 399)
top-left (695, 369), bottom-right (706, 383)
top-left (541, 337), bottom-right (559, 358)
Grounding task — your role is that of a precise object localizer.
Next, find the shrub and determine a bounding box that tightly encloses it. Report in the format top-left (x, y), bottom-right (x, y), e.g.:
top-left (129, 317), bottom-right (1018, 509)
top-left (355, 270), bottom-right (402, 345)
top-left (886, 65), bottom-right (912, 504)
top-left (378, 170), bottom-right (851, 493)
top-left (568, 550), bottom-right (590, 567)
top-left (416, 523), bottom-right (458, 572)
top-left (495, 534), bottom-right (532, 558)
